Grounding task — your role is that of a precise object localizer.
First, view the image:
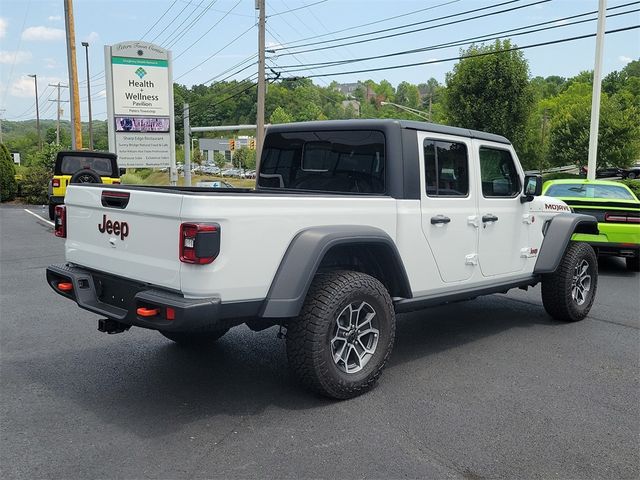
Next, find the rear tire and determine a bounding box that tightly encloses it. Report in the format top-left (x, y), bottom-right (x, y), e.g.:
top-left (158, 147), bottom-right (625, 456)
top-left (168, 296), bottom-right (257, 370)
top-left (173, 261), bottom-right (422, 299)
top-left (286, 270), bottom-right (395, 399)
top-left (626, 256), bottom-right (640, 272)
top-left (541, 242), bottom-right (598, 322)
top-left (160, 329), bottom-right (228, 346)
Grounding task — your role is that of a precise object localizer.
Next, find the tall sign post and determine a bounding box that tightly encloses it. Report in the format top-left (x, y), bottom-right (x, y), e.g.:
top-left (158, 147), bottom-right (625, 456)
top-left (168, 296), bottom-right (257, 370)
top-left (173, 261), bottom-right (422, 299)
top-left (105, 41), bottom-right (176, 183)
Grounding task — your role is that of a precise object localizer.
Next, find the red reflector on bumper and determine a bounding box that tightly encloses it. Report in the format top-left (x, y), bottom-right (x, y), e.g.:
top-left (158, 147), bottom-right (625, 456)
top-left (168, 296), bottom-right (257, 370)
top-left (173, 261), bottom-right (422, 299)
top-left (166, 307), bottom-right (175, 320)
top-left (57, 282), bottom-right (73, 292)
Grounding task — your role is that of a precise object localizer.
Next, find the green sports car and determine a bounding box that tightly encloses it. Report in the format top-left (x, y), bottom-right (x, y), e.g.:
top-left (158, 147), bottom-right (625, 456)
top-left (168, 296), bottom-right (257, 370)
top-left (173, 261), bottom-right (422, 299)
top-left (543, 179), bottom-right (640, 271)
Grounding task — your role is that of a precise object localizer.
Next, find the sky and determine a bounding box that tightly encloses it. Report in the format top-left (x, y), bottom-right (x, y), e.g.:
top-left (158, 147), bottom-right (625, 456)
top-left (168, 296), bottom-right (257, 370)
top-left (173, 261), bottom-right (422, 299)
top-left (0, 0), bottom-right (638, 122)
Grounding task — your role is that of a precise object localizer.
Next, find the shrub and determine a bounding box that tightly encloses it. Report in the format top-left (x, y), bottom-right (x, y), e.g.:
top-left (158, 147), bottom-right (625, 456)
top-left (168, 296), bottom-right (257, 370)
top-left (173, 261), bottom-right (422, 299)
top-left (0, 143), bottom-right (18, 202)
top-left (120, 173), bottom-right (143, 184)
top-left (619, 179), bottom-right (640, 199)
top-left (133, 168), bottom-right (154, 179)
top-left (22, 166), bottom-right (50, 204)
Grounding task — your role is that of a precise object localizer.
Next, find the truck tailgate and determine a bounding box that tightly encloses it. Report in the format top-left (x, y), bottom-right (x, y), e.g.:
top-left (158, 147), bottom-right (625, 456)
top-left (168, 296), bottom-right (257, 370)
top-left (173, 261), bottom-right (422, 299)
top-left (64, 185), bottom-right (183, 291)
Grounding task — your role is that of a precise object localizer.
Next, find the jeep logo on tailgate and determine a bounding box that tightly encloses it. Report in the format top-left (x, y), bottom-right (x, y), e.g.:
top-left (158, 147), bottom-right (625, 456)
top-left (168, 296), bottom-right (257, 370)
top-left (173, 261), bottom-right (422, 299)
top-left (98, 215), bottom-right (129, 240)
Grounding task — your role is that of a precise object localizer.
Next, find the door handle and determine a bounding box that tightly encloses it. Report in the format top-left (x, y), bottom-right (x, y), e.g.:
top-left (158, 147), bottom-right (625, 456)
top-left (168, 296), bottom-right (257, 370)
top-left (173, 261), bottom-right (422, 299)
top-left (430, 215), bottom-right (451, 225)
top-left (482, 214), bottom-right (499, 223)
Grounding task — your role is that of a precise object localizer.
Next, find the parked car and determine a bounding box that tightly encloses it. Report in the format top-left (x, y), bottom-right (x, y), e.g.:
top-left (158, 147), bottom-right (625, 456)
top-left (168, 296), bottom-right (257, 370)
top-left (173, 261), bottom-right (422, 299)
top-left (48, 119), bottom-right (601, 399)
top-left (543, 179), bottom-right (640, 271)
top-left (622, 166), bottom-right (640, 180)
top-left (48, 151), bottom-right (119, 220)
top-left (579, 166), bottom-right (624, 178)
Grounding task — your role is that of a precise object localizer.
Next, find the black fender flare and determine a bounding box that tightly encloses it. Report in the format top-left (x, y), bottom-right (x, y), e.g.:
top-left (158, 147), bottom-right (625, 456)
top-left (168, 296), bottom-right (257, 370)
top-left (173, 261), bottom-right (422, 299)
top-left (534, 213), bottom-right (599, 274)
top-left (260, 225), bottom-right (411, 318)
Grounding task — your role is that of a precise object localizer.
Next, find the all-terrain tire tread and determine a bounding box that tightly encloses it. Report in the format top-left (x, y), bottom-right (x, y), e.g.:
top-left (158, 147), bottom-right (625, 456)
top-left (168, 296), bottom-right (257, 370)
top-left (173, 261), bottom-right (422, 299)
top-left (286, 270), bottom-right (395, 399)
top-left (541, 242), bottom-right (598, 322)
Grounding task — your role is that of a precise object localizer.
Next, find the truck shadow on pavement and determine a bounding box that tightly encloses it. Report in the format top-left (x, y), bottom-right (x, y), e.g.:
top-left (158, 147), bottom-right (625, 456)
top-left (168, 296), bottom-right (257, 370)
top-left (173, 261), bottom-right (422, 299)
top-left (17, 295), bottom-right (556, 439)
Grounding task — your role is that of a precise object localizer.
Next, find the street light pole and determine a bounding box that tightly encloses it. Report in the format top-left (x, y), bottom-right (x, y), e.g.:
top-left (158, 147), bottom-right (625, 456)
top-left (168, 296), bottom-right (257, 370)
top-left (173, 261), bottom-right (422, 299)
top-left (28, 74), bottom-right (41, 149)
top-left (81, 41), bottom-right (93, 150)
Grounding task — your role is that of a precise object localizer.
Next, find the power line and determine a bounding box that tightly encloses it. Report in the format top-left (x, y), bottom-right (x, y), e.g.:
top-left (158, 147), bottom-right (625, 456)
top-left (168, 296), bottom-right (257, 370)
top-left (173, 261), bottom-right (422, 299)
top-left (267, 0), bottom-right (328, 17)
top-left (161, 0), bottom-right (211, 49)
top-left (273, 5), bottom-right (640, 73)
top-left (174, 0), bottom-right (242, 59)
top-left (175, 23), bottom-right (257, 81)
top-left (150, 0), bottom-right (196, 43)
top-left (141, 0), bottom-right (179, 39)
top-left (273, 0), bottom-right (461, 47)
top-left (287, 25), bottom-right (640, 79)
top-left (272, 0), bottom-right (549, 56)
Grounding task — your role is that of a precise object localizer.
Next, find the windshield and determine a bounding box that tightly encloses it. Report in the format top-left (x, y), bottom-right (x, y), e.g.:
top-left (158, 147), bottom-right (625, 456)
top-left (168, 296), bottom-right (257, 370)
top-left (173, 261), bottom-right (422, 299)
top-left (59, 155), bottom-right (115, 176)
top-left (258, 130), bottom-right (385, 194)
top-left (546, 183), bottom-right (636, 200)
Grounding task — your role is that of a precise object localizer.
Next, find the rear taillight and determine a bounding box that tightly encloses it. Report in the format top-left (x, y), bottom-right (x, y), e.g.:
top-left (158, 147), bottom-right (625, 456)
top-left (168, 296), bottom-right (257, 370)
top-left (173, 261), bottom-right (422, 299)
top-left (179, 223), bottom-right (220, 264)
top-left (112, 180), bottom-right (121, 184)
top-left (54, 205), bottom-right (66, 238)
top-left (605, 212), bottom-right (640, 224)
top-left (52, 179), bottom-right (60, 188)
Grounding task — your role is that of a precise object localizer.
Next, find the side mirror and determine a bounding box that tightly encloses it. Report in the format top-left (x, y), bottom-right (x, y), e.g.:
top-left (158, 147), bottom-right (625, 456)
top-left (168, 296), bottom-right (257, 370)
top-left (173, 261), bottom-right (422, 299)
top-left (521, 174), bottom-right (543, 203)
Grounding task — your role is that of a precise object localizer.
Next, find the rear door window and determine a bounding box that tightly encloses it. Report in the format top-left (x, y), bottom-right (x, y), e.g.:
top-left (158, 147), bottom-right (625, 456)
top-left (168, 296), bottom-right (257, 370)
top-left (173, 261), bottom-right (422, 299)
top-left (424, 139), bottom-right (469, 196)
top-left (258, 130), bottom-right (385, 194)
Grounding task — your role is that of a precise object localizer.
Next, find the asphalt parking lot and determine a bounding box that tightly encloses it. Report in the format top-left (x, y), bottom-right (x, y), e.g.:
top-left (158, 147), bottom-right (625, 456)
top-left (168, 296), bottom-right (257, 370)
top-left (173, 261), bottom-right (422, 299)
top-left (1, 205), bottom-right (639, 479)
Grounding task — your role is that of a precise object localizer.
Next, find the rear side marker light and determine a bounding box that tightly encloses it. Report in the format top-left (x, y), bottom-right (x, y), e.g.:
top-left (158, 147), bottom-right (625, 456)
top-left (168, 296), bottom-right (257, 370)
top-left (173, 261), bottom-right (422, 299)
top-left (54, 205), bottom-right (67, 238)
top-left (57, 282), bottom-right (73, 292)
top-left (137, 307), bottom-right (160, 317)
top-left (180, 223), bottom-right (220, 265)
top-left (166, 307), bottom-right (175, 321)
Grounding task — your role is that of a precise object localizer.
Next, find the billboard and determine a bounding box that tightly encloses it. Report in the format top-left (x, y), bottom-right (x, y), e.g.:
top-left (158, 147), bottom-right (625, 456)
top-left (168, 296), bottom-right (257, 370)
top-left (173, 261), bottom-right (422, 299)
top-left (105, 41), bottom-right (175, 170)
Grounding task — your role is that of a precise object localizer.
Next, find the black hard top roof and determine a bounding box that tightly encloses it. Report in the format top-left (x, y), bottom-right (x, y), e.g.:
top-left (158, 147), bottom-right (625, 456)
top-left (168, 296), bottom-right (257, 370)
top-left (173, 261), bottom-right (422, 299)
top-left (265, 119), bottom-right (511, 145)
top-left (55, 150), bottom-right (117, 160)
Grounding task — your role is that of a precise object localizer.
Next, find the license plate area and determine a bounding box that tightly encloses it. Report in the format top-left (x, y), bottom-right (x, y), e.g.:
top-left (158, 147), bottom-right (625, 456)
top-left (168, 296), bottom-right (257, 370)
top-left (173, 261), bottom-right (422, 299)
top-left (93, 273), bottom-right (143, 309)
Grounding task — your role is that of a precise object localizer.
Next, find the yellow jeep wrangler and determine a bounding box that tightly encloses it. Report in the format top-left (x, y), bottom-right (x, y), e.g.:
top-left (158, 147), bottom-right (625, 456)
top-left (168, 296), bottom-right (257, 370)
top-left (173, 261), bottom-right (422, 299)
top-left (48, 151), bottom-right (120, 219)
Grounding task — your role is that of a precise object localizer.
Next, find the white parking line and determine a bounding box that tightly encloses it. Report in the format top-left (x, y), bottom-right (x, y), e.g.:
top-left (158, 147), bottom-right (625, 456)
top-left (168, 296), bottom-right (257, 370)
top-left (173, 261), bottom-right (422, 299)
top-left (23, 208), bottom-right (55, 227)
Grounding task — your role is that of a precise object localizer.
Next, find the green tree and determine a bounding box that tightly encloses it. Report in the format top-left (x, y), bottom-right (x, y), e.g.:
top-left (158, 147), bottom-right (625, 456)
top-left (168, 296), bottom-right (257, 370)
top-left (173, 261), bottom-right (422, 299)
top-left (270, 106), bottom-right (293, 124)
top-left (233, 147), bottom-right (256, 170)
top-left (213, 151), bottom-right (226, 169)
top-left (444, 39), bottom-right (533, 146)
top-left (395, 81), bottom-right (421, 109)
top-left (0, 143), bottom-right (18, 201)
top-left (27, 142), bottom-right (63, 172)
top-left (545, 83), bottom-right (640, 168)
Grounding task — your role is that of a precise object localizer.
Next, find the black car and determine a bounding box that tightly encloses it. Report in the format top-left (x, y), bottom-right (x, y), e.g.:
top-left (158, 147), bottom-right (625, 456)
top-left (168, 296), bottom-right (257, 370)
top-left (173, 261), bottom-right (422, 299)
top-left (622, 166), bottom-right (640, 180)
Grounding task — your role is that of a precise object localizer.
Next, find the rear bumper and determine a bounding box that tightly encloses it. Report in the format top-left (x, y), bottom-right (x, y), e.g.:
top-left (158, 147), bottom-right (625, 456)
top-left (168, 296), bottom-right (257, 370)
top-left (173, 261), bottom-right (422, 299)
top-left (46, 264), bottom-right (260, 331)
top-left (588, 242), bottom-right (640, 258)
top-left (49, 195), bottom-right (64, 205)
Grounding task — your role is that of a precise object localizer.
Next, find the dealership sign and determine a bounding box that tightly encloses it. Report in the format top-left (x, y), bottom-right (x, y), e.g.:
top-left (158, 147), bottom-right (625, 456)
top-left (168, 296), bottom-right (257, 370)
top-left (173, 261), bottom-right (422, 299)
top-left (105, 41), bottom-right (176, 169)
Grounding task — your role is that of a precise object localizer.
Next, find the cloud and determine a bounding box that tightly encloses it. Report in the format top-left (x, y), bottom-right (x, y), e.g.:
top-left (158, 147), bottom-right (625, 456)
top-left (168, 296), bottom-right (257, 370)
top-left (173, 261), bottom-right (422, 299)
top-left (10, 75), bottom-right (63, 98)
top-left (0, 17), bottom-right (7, 38)
top-left (22, 26), bottom-right (65, 41)
top-left (48, 15), bottom-right (62, 21)
top-left (619, 56), bottom-right (633, 64)
top-left (45, 57), bottom-right (58, 69)
top-left (0, 50), bottom-right (32, 64)
top-left (83, 31), bottom-right (100, 43)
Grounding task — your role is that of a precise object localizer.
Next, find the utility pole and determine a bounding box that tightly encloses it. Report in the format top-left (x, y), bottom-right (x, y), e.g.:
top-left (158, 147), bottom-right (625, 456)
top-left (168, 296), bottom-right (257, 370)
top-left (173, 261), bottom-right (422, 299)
top-left (0, 109), bottom-right (5, 144)
top-left (540, 109), bottom-right (549, 175)
top-left (64, 0), bottom-right (83, 150)
top-left (587, 0), bottom-right (607, 181)
top-left (255, 0), bottom-right (266, 172)
top-left (28, 74), bottom-right (41, 149)
top-left (49, 83), bottom-right (69, 145)
top-left (183, 103), bottom-right (191, 187)
top-left (81, 42), bottom-right (94, 150)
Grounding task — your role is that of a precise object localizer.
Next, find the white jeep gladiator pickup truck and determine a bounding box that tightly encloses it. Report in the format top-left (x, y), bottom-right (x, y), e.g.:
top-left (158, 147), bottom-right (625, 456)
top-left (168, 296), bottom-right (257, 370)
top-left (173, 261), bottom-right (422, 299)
top-left (47, 119), bottom-right (600, 399)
